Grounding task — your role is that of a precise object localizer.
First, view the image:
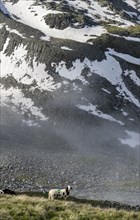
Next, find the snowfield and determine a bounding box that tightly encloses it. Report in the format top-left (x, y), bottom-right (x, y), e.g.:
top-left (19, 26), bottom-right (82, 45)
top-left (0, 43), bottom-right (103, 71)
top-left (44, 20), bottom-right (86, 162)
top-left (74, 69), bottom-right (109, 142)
top-left (0, 86), bottom-right (47, 122)
top-left (0, 0), bottom-right (10, 15)
top-left (123, 0), bottom-right (138, 10)
top-left (77, 103), bottom-right (124, 126)
top-left (119, 130), bottom-right (140, 148)
top-left (1, 0), bottom-right (107, 42)
top-left (0, 38), bottom-right (61, 92)
top-left (111, 34), bottom-right (140, 42)
top-left (0, 38), bottom-right (60, 124)
top-left (108, 48), bottom-right (140, 66)
top-left (52, 49), bottom-right (140, 107)
top-left (1, 0), bottom-right (139, 43)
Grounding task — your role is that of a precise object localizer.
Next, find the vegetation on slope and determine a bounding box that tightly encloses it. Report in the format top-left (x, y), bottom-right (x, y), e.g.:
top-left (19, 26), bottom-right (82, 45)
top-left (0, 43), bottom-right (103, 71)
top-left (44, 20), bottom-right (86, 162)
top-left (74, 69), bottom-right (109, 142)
top-left (106, 24), bottom-right (140, 37)
top-left (0, 194), bottom-right (140, 220)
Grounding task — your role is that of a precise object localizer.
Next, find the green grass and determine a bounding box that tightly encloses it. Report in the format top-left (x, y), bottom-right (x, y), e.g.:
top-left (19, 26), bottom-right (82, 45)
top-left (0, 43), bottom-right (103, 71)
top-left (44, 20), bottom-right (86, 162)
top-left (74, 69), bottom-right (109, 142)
top-left (105, 24), bottom-right (140, 37)
top-left (0, 195), bottom-right (139, 220)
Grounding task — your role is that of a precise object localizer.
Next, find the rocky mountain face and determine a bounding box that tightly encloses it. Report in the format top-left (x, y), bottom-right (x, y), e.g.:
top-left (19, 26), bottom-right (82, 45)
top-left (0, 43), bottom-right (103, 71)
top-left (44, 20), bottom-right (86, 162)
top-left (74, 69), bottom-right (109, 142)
top-left (0, 0), bottom-right (140, 205)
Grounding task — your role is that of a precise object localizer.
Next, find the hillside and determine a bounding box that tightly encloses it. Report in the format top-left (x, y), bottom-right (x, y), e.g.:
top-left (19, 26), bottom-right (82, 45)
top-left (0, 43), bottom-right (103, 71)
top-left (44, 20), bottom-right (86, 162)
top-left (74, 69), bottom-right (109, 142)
top-left (0, 194), bottom-right (140, 220)
top-left (0, 0), bottom-right (140, 206)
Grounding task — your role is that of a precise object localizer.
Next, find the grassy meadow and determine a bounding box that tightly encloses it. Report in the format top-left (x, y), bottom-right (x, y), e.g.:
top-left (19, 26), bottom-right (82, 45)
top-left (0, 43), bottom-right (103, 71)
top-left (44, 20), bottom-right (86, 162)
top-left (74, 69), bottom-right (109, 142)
top-left (0, 194), bottom-right (140, 220)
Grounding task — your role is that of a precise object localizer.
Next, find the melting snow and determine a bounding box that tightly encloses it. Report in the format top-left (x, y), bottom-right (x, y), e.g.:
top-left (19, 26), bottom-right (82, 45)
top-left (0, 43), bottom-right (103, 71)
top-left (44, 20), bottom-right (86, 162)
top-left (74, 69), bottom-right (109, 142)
top-left (1, 0), bottom-right (106, 42)
top-left (124, 70), bottom-right (140, 86)
top-left (124, 10), bottom-right (138, 18)
top-left (110, 34), bottom-right (140, 42)
top-left (0, 38), bottom-right (60, 124)
top-left (52, 60), bottom-right (88, 85)
top-left (1, 0), bottom-right (137, 45)
top-left (53, 49), bottom-right (140, 107)
top-left (0, 0), bottom-right (10, 15)
top-left (0, 86), bottom-right (47, 121)
top-left (40, 36), bottom-right (50, 41)
top-left (102, 88), bottom-right (111, 94)
top-left (1, 39), bottom-right (60, 92)
top-left (108, 48), bottom-right (140, 65)
top-left (0, 23), bottom-right (5, 29)
top-left (121, 109), bottom-right (129, 116)
top-left (123, 0), bottom-right (137, 9)
top-left (77, 103), bottom-right (124, 125)
top-left (68, 0), bottom-right (134, 26)
top-left (119, 130), bottom-right (140, 148)
top-left (5, 25), bottom-right (26, 38)
top-left (61, 46), bottom-right (73, 51)
top-left (22, 119), bottom-right (40, 127)
top-left (123, 36), bottom-right (140, 42)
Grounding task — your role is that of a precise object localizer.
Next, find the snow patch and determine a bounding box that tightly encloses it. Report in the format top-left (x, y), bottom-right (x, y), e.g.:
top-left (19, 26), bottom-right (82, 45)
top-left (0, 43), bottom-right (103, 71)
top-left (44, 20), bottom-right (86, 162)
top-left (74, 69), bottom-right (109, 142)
top-left (61, 46), bottom-right (73, 51)
top-left (52, 60), bottom-right (88, 85)
top-left (0, 86), bottom-right (47, 122)
top-left (77, 103), bottom-right (124, 125)
top-left (5, 25), bottom-right (26, 38)
top-left (123, 36), bottom-right (140, 42)
top-left (119, 130), bottom-right (140, 148)
top-left (0, 38), bottom-right (61, 124)
top-left (124, 70), bottom-right (140, 86)
top-left (0, 0), bottom-right (10, 16)
top-left (52, 50), bottom-right (139, 107)
top-left (108, 48), bottom-right (140, 65)
top-left (40, 36), bottom-right (50, 41)
top-left (0, 23), bottom-right (5, 29)
top-left (1, 39), bottom-right (60, 92)
top-left (110, 34), bottom-right (140, 42)
top-left (1, 0), bottom-right (106, 42)
top-left (102, 88), bottom-right (111, 94)
top-left (121, 109), bottom-right (129, 116)
top-left (68, 0), bottom-right (134, 26)
top-left (123, 0), bottom-right (136, 8)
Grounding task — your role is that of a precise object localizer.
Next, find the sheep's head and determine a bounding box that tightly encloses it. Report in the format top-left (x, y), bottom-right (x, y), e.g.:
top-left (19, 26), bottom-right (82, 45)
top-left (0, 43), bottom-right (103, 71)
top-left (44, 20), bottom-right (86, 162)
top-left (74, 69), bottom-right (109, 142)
top-left (66, 185), bottom-right (73, 191)
top-left (0, 190), bottom-right (4, 194)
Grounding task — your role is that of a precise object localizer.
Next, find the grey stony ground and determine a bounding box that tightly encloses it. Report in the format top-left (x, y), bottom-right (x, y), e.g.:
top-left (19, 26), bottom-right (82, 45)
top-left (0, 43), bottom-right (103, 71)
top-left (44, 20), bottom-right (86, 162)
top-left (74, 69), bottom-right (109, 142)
top-left (0, 107), bottom-right (139, 207)
top-left (0, 142), bottom-right (139, 206)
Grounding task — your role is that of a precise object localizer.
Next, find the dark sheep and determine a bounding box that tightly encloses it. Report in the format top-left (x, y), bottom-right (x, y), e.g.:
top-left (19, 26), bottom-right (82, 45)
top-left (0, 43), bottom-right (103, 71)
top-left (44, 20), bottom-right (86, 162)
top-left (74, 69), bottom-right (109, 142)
top-left (2, 188), bottom-right (16, 195)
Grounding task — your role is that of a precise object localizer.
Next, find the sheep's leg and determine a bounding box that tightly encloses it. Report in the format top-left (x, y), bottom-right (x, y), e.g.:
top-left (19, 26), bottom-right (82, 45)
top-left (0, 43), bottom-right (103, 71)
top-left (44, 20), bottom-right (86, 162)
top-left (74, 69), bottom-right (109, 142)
top-left (48, 193), bottom-right (50, 200)
top-left (48, 193), bottom-right (52, 200)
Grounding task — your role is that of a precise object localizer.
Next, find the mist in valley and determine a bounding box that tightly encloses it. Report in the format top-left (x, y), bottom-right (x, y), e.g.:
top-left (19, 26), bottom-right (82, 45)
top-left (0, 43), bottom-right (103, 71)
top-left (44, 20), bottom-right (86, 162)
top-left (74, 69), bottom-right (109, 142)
top-left (0, 97), bottom-right (139, 205)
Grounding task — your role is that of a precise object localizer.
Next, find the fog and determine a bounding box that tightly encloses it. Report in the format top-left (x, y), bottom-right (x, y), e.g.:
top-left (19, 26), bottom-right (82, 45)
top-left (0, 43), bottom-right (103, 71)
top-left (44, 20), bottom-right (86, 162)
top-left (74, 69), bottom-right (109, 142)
top-left (0, 104), bottom-right (139, 205)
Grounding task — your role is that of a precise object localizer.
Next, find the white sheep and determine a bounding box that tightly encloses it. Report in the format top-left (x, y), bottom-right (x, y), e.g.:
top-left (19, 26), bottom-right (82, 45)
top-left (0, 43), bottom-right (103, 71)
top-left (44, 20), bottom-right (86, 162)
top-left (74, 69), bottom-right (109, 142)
top-left (48, 185), bottom-right (72, 200)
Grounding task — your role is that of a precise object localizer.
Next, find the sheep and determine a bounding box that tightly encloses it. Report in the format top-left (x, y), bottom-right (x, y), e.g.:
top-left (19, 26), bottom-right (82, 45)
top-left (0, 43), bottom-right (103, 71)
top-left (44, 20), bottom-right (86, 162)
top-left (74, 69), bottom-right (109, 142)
top-left (0, 190), bottom-right (4, 195)
top-left (2, 188), bottom-right (16, 195)
top-left (48, 185), bottom-right (72, 200)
